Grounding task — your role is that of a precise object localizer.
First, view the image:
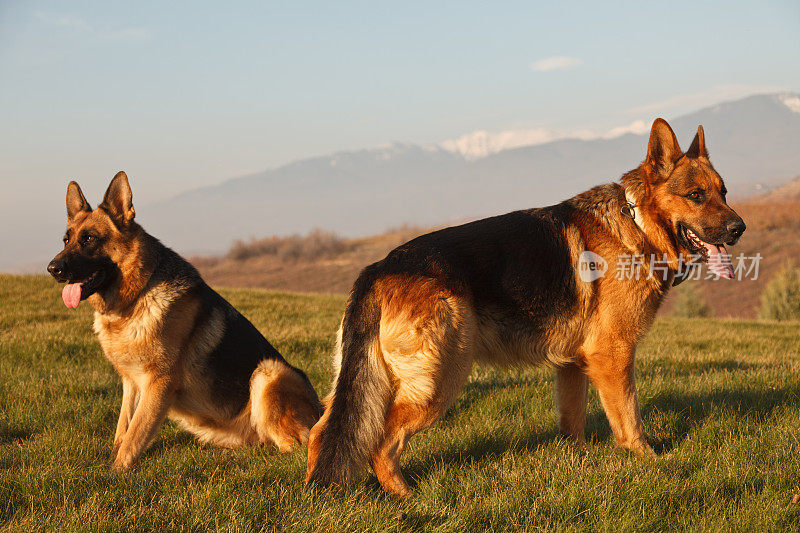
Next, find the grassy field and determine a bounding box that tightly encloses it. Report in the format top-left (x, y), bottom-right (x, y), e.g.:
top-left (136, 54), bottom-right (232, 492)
top-left (1, 274), bottom-right (799, 531)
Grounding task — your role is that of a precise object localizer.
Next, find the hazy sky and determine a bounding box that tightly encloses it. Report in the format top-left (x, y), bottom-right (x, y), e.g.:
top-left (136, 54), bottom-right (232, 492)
top-left (0, 0), bottom-right (799, 268)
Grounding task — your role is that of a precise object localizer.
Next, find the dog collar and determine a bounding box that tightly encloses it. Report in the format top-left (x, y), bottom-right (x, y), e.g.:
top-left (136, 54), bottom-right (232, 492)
top-left (623, 189), bottom-right (684, 285)
top-left (622, 190), bottom-right (643, 230)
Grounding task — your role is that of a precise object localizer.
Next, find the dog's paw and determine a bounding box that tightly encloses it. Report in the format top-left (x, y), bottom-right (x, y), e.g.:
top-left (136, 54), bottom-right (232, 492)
top-left (637, 443), bottom-right (657, 458)
top-left (619, 437), bottom-right (656, 457)
top-left (111, 452), bottom-right (135, 472)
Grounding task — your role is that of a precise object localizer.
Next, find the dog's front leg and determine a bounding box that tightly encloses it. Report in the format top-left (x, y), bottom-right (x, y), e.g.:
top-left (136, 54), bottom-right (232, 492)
top-left (112, 376), bottom-right (176, 471)
top-left (585, 346), bottom-right (654, 456)
top-left (111, 376), bottom-right (140, 461)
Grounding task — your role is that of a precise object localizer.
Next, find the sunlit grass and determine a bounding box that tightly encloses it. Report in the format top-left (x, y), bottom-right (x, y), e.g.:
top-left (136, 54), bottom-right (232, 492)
top-left (1, 275), bottom-right (799, 531)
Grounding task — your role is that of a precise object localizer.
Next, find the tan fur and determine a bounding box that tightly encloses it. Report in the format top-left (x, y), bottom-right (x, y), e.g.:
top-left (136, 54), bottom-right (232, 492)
top-left (94, 266), bottom-right (319, 469)
top-left (347, 208), bottom-right (666, 495)
top-left (52, 173), bottom-right (322, 470)
top-left (251, 359), bottom-right (322, 452)
top-left (309, 119), bottom-right (744, 495)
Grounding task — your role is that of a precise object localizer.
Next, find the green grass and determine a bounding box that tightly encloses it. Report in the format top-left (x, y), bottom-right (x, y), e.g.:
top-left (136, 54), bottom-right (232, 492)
top-left (1, 274), bottom-right (799, 532)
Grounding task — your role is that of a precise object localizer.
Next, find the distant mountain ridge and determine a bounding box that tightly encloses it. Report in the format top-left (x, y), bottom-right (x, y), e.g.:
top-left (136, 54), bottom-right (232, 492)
top-left (141, 93), bottom-right (800, 255)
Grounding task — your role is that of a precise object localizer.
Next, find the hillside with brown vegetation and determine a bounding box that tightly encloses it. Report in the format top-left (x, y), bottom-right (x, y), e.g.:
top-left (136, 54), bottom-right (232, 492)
top-left (192, 225), bottom-right (432, 294)
top-left (754, 175), bottom-right (800, 202)
top-left (193, 179), bottom-right (800, 318)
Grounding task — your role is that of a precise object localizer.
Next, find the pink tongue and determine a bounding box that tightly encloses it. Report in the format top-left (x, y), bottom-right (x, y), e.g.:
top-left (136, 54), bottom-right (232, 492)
top-left (701, 241), bottom-right (734, 279)
top-left (62, 283), bottom-right (83, 309)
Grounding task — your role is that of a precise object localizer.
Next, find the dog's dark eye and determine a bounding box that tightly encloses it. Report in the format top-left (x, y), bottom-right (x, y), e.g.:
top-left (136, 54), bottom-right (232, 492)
top-left (687, 190), bottom-right (705, 203)
top-left (63, 236), bottom-right (69, 245)
top-left (82, 235), bottom-right (96, 246)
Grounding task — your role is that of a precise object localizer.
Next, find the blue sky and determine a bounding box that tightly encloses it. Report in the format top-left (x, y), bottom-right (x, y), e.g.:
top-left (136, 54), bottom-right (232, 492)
top-left (0, 0), bottom-right (798, 268)
top-left (1, 1), bottom-right (798, 202)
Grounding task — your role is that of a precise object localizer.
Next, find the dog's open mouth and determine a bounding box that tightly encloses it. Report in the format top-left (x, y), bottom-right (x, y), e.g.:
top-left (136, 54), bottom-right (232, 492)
top-left (678, 224), bottom-right (734, 279)
top-left (62, 271), bottom-right (106, 309)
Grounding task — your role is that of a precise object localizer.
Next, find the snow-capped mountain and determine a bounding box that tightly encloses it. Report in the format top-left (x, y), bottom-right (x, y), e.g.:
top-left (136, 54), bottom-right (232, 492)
top-left (439, 121), bottom-right (650, 160)
top-left (778, 93), bottom-right (800, 113)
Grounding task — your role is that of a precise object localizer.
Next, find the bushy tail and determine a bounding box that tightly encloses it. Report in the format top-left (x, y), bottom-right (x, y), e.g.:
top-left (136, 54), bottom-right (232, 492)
top-left (251, 359), bottom-right (322, 452)
top-left (307, 268), bottom-right (392, 487)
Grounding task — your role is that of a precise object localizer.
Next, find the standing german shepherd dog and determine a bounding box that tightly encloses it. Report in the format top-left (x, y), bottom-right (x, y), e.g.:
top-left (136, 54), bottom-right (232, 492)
top-left (48, 172), bottom-right (322, 470)
top-left (307, 119), bottom-right (746, 497)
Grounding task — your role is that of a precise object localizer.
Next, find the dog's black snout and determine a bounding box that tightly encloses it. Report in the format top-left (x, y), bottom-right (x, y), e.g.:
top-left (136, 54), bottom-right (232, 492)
top-left (726, 218), bottom-right (746, 241)
top-left (47, 260), bottom-right (64, 279)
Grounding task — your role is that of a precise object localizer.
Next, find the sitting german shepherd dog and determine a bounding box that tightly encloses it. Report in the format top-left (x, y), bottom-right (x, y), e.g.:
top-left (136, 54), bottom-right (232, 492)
top-left (307, 119), bottom-right (746, 497)
top-left (48, 172), bottom-right (322, 470)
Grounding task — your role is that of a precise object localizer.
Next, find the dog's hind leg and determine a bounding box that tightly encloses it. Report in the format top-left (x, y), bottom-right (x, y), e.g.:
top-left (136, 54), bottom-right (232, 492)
top-left (370, 402), bottom-right (439, 498)
top-left (371, 351), bottom-right (473, 498)
top-left (251, 359), bottom-right (322, 452)
top-left (555, 363), bottom-right (589, 442)
top-left (371, 292), bottom-right (476, 497)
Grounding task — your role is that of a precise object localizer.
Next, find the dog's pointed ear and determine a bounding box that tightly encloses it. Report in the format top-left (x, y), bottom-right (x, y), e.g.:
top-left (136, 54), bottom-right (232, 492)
top-left (66, 181), bottom-right (91, 221)
top-left (645, 118), bottom-right (682, 178)
top-left (685, 125), bottom-right (708, 158)
top-left (100, 171), bottom-right (135, 227)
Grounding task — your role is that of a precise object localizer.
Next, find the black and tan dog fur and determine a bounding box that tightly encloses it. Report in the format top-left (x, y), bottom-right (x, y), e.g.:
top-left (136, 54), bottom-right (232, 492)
top-left (48, 172), bottom-right (322, 470)
top-left (306, 119), bottom-right (746, 497)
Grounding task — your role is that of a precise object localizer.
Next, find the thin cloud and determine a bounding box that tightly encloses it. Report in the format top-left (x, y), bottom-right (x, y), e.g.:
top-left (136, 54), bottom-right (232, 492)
top-left (34, 11), bottom-right (91, 32)
top-left (529, 56), bottom-right (582, 72)
top-left (627, 84), bottom-right (786, 115)
top-left (34, 10), bottom-right (151, 42)
top-left (103, 27), bottom-right (152, 41)
top-left (601, 120), bottom-right (650, 139)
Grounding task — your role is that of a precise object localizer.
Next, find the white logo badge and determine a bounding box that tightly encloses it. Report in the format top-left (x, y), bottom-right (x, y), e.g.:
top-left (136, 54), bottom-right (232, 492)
top-left (578, 251), bottom-right (607, 282)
